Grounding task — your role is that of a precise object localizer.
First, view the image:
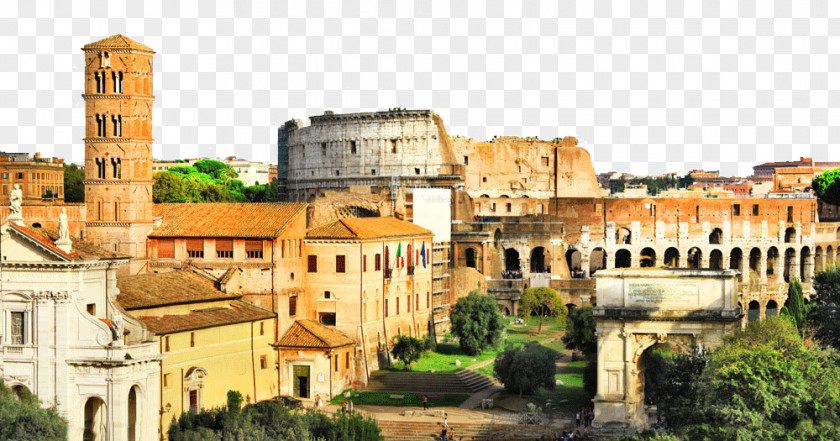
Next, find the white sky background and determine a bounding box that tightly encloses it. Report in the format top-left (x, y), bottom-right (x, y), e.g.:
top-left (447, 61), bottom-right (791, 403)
top-left (0, 0), bottom-right (838, 176)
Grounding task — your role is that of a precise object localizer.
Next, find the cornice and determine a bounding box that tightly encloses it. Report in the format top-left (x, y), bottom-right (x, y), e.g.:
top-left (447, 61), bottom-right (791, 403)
top-left (82, 94), bottom-right (154, 101)
top-left (83, 138), bottom-right (155, 143)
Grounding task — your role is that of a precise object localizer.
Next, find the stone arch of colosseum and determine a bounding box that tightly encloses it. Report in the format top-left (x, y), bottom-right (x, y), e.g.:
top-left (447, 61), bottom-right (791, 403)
top-left (591, 268), bottom-right (741, 435)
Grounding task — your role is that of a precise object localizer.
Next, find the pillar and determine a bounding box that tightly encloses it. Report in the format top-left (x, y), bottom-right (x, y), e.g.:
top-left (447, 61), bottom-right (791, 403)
top-left (759, 254), bottom-right (767, 281)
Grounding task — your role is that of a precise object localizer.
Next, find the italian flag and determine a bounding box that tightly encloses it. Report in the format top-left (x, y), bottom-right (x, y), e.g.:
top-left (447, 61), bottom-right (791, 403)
top-left (396, 243), bottom-right (403, 268)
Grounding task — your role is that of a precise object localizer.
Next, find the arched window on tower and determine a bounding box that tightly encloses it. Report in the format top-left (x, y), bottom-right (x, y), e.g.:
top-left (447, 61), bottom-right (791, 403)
top-left (111, 158), bottom-right (121, 179)
top-left (94, 72), bottom-right (103, 94)
top-left (112, 115), bottom-right (121, 137)
top-left (95, 158), bottom-right (106, 179)
top-left (96, 114), bottom-right (105, 137)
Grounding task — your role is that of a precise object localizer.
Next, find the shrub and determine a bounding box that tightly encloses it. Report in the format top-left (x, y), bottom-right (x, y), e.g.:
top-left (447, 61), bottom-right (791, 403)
top-left (493, 343), bottom-right (557, 396)
top-left (450, 290), bottom-right (506, 355)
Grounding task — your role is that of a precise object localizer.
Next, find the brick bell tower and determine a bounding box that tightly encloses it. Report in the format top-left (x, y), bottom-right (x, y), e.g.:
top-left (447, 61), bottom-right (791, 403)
top-left (82, 35), bottom-right (155, 274)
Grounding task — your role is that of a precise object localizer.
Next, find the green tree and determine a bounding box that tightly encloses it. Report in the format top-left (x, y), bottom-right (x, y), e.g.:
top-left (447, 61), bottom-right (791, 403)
top-left (643, 319), bottom-right (840, 441)
top-left (493, 343), bottom-right (557, 396)
top-left (781, 278), bottom-right (807, 336)
top-left (517, 287), bottom-right (567, 333)
top-left (153, 172), bottom-right (187, 203)
top-left (390, 335), bottom-right (428, 370)
top-left (226, 390), bottom-right (243, 414)
top-left (813, 167), bottom-right (840, 206)
top-left (562, 306), bottom-right (596, 355)
top-left (810, 266), bottom-right (840, 349)
top-left (449, 290), bottom-right (506, 355)
top-left (0, 381), bottom-right (67, 441)
top-left (63, 163), bottom-right (85, 202)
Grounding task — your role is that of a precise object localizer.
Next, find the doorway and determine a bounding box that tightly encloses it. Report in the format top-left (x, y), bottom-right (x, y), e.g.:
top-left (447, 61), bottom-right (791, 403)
top-left (293, 365), bottom-right (310, 398)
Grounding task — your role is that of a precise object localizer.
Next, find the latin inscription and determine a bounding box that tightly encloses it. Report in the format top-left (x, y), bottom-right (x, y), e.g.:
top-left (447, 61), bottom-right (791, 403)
top-left (627, 281), bottom-right (697, 306)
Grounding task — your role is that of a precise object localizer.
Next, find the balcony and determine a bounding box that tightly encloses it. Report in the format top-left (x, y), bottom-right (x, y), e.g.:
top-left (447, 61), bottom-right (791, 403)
top-left (407, 266), bottom-right (415, 276)
top-left (384, 269), bottom-right (392, 279)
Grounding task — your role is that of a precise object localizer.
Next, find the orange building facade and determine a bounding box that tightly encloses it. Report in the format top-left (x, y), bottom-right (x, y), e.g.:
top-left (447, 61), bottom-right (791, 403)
top-left (0, 152), bottom-right (65, 202)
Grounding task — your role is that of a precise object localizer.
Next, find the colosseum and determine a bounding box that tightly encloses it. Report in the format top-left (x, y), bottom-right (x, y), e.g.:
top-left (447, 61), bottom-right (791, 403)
top-left (279, 109), bottom-right (840, 323)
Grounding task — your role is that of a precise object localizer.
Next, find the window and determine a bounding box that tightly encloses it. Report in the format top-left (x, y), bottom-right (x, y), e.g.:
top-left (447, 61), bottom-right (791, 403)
top-left (350, 141), bottom-right (357, 154)
top-left (324, 291), bottom-right (331, 299)
top-left (164, 373), bottom-right (171, 388)
top-left (87, 303), bottom-right (96, 315)
top-left (308, 255), bottom-right (318, 272)
top-left (371, 169), bottom-right (376, 175)
top-left (542, 157), bottom-right (549, 167)
top-left (190, 332), bottom-right (195, 347)
top-left (216, 239), bottom-right (233, 259)
top-left (320, 312), bottom-right (336, 326)
top-left (385, 299), bottom-right (389, 317)
top-left (415, 168), bottom-right (420, 175)
top-left (335, 170), bottom-right (340, 176)
top-left (345, 352), bottom-right (350, 369)
top-left (336, 255), bottom-right (346, 273)
top-left (246, 240), bottom-right (263, 259)
top-left (16, 172), bottom-right (22, 179)
top-left (10, 311), bottom-right (24, 344)
top-left (753, 204), bottom-right (759, 216)
top-left (416, 294), bottom-right (419, 310)
top-left (321, 143), bottom-right (327, 155)
top-left (396, 297), bottom-right (400, 314)
top-left (334, 355), bottom-right (339, 372)
top-left (787, 206), bottom-right (794, 223)
top-left (1, 172), bottom-right (6, 179)
top-left (363, 255), bottom-right (367, 272)
top-left (375, 254), bottom-right (381, 271)
top-left (391, 139), bottom-right (398, 153)
top-left (506, 203), bottom-right (512, 212)
top-left (186, 239), bottom-right (204, 258)
top-left (164, 336), bottom-right (170, 352)
top-left (491, 203), bottom-right (496, 212)
top-left (259, 322), bottom-right (264, 336)
top-left (426, 292), bottom-right (430, 309)
top-left (260, 355), bottom-right (268, 369)
top-left (734, 204), bottom-right (741, 216)
top-left (463, 156), bottom-right (469, 165)
top-left (482, 177), bottom-right (487, 183)
top-left (157, 239), bottom-right (175, 258)
top-left (407, 295), bottom-right (411, 312)
top-left (289, 296), bottom-right (297, 316)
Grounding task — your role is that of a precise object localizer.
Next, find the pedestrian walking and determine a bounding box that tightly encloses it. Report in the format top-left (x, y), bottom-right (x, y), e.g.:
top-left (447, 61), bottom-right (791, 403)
top-left (423, 394), bottom-right (429, 410)
top-left (349, 399), bottom-right (354, 412)
top-left (340, 400), bottom-right (346, 413)
top-left (575, 410), bottom-right (581, 426)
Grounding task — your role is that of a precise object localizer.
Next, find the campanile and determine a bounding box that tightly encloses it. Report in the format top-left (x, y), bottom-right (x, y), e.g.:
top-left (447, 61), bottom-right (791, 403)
top-left (82, 35), bottom-right (155, 273)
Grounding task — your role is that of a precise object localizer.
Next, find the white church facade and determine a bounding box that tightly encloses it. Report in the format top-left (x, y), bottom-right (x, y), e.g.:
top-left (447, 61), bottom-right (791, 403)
top-left (0, 208), bottom-right (162, 441)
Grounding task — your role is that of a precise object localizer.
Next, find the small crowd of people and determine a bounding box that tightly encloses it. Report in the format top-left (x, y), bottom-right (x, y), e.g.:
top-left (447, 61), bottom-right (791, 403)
top-left (339, 398), bottom-right (354, 413)
top-left (439, 413), bottom-right (451, 441)
top-left (501, 269), bottom-right (523, 279)
top-left (575, 407), bottom-right (594, 428)
top-left (570, 268), bottom-right (588, 279)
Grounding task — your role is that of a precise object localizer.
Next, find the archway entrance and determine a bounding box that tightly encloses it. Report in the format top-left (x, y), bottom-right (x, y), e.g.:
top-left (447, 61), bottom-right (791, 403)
top-left (709, 228), bottom-right (723, 244)
top-left (767, 247), bottom-right (779, 277)
top-left (748, 300), bottom-right (760, 322)
top-left (589, 248), bottom-right (606, 276)
top-left (800, 246), bottom-right (812, 282)
top-left (709, 249), bottom-right (723, 270)
top-left (664, 247), bottom-right (680, 267)
top-left (640, 248), bottom-right (656, 268)
top-left (84, 397), bottom-right (107, 441)
top-left (504, 248), bottom-right (520, 272)
top-left (615, 249), bottom-right (631, 269)
top-left (766, 300), bottom-right (778, 318)
top-left (566, 249), bottom-right (582, 276)
top-left (11, 385), bottom-right (29, 401)
top-left (784, 248), bottom-right (796, 282)
top-left (749, 248), bottom-right (761, 277)
top-left (729, 248), bottom-right (743, 280)
top-left (617, 227), bottom-right (632, 244)
top-left (531, 247), bottom-right (548, 273)
top-left (687, 247), bottom-right (702, 269)
top-left (785, 227), bottom-right (796, 243)
top-left (465, 247), bottom-right (477, 268)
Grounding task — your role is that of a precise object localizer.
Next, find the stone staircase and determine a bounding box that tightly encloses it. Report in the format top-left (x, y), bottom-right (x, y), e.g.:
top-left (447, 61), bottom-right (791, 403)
top-left (377, 420), bottom-right (563, 441)
top-left (366, 370), bottom-right (494, 394)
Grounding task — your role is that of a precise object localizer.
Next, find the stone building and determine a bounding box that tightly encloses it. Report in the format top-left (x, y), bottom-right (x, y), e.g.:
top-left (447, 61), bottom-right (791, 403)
top-left (146, 202), bottom-right (308, 340)
top-left (280, 109), bottom-right (463, 202)
top-left (82, 35), bottom-right (156, 274)
top-left (0, 152), bottom-right (65, 202)
top-left (302, 217), bottom-right (435, 386)
top-left (116, 271), bottom-right (276, 440)
top-left (0, 215), bottom-right (161, 441)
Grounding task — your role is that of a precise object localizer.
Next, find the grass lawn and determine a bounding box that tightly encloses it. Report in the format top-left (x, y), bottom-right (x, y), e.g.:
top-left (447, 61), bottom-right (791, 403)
top-left (504, 315), bottom-right (566, 347)
top-left (329, 390), bottom-right (469, 407)
top-left (384, 343), bottom-right (498, 373)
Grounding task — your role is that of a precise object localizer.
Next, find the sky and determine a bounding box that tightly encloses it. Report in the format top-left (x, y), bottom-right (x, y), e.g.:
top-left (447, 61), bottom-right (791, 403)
top-left (0, 0), bottom-right (839, 177)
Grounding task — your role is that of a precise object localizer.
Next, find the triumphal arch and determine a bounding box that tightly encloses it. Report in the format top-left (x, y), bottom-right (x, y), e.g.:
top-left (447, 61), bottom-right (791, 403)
top-left (590, 268), bottom-right (742, 434)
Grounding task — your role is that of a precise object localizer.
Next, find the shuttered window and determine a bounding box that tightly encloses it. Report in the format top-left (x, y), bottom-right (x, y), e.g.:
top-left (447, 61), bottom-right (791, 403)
top-left (216, 239), bottom-right (233, 259)
top-left (246, 240), bottom-right (263, 259)
top-left (289, 296), bottom-right (297, 316)
top-left (157, 239), bottom-right (175, 259)
top-left (336, 255), bottom-right (346, 273)
top-left (186, 239), bottom-right (204, 258)
top-left (308, 255), bottom-right (318, 273)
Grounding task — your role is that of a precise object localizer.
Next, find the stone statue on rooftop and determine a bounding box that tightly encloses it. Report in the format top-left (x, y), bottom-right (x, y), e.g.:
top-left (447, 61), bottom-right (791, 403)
top-left (8, 183), bottom-right (22, 224)
top-left (58, 208), bottom-right (69, 242)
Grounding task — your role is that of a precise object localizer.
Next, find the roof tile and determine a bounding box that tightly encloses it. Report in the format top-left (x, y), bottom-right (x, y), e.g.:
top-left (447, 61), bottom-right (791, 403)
top-left (306, 216), bottom-right (432, 240)
top-left (138, 300), bottom-right (275, 334)
top-left (116, 270), bottom-right (238, 310)
top-left (82, 35), bottom-right (155, 53)
top-left (275, 319), bottom-right (355, 349)
top-left (151, 202), bottom-right (307, 238)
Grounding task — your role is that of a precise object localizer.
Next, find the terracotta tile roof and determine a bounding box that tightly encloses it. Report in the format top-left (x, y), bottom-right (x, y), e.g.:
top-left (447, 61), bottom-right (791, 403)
top-left (82, 35), bottom-right (155, 53)
top-left (151, 202), bottom-right (307, 239)
top-left (138, 300), bottom-right (275, 334)
top-left (116, 271), bottom-right (239, 310)
top-left (775, 167), bottom-right (817, 174)
top-left (275, 319), bottom-right (355, 349)
top-left (7, 223), bottom-right (128, 261)
top-left (306, 216), bottom-right (432, 240)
